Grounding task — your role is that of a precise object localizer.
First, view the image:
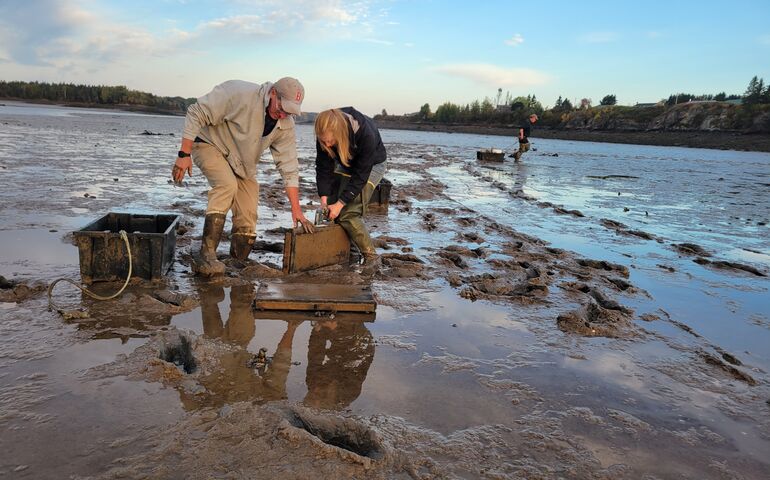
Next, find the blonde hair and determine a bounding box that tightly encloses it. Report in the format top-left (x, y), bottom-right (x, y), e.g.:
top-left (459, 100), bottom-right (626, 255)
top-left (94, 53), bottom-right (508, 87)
top-left (315, 109), bottom-right (352, 167)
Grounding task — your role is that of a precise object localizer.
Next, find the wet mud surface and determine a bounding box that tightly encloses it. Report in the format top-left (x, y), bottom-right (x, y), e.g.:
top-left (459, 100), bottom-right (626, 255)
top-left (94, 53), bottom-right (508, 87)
top-left (1, 102), bottom-right (769, 478)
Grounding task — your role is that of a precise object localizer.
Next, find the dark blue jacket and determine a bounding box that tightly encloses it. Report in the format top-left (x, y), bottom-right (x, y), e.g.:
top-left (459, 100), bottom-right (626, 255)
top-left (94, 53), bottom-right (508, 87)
top-left (316, 107), bottom-right (386, 204)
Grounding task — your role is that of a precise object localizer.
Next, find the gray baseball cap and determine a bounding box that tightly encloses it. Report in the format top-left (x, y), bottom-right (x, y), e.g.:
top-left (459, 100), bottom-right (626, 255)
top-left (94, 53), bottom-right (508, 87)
top-left (274, 77), bottom-right (305, 115)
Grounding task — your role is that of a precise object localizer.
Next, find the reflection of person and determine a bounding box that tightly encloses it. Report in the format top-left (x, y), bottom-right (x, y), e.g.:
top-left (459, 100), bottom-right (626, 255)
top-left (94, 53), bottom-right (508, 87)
top-left (303, 320), bottom-right (375, 410)
top-left (182, 284), bottom-right (299, 409)
top-left (172, 78), bottom-right (314, 277)
top-left (315, 108), bottom-right (387, 269)
top-left (511, 114), bottom-right (538, 162)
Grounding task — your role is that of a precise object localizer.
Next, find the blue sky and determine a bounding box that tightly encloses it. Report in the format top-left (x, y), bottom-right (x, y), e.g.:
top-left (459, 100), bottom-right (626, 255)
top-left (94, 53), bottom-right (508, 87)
top-left (1, 0), bottom-right (769, 115)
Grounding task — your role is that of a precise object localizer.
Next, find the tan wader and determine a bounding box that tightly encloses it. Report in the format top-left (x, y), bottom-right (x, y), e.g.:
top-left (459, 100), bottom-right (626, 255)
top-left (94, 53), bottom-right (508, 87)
top-left (192, 142), bottom-right (258, 261)
top-left (513, 140), bottom-right (530, 162)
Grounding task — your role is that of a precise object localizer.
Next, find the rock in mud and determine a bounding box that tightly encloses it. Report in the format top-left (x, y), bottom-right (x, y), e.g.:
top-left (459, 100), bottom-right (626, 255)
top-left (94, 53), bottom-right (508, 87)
top-left (674, 243), bottom-right (711, 257)
top-left (576, 258), bottom-right (629, 277)
top-left (381, 253), bottom-right (424, 264)
top-left (557, 301), bottom-right (635, 338)
top-left (436, 250), bottom-right (469, 269)
top-left (153, 290), bottom-right (197, 309)
top-left (0, 276), bottom-right (47, 303)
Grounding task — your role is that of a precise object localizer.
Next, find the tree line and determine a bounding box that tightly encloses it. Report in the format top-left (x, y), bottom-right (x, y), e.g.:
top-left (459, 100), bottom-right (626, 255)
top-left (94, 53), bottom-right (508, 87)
top-left (0, 81), bottom-right (196, 114)
top-left (388, 76), bottom-right (769, 126)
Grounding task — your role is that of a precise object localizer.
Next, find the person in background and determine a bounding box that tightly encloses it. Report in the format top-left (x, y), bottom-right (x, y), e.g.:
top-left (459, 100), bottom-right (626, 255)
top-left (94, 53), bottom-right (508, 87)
top-left (172, 77), bottom-right (314, 277)
top-left (314, 107), bottom-right (387, 272)
top-left (511, 113), bottom-right (538, 162)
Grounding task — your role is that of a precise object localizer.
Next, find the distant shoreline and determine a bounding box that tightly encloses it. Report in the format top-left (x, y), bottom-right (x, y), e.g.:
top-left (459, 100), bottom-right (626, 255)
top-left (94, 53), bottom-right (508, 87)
top-left (0, 97), bottom-right (184, 116)
top-left (375, 120), bottom-right (770, 153)
top-left (3, 99), bottom-right (768, 152)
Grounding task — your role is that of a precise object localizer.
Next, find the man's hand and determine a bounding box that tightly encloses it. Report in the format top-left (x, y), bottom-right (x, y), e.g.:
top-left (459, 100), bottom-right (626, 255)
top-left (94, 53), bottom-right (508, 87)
top-left (326, 201), bottom-right (344, 221)
top-left (292, 209), bottom-right (315, 233)
top-left (172, 157), bottom-right (193, 183)
top-left (286, 186), bottom-right (314, 233)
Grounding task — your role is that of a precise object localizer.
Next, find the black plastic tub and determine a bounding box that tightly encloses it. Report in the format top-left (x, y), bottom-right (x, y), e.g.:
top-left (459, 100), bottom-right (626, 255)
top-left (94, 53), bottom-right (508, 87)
top-left (368, 178), bottom-right (392, 206)
top-left (73, 212), bottom-right (181, 284)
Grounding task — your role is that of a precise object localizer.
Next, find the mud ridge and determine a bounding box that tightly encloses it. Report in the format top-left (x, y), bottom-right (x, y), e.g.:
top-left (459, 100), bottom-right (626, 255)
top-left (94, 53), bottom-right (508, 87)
top-left (693, 257), bottom-right (767, 277)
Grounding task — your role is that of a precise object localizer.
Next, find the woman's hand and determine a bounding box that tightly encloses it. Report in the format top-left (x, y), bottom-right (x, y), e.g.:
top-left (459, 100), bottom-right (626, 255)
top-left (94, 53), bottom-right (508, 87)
top-left (326, 201), bottom-right (344, 220)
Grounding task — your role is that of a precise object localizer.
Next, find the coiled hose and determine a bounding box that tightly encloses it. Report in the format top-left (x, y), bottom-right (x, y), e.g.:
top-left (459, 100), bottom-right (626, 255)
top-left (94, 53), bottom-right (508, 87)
top-left (47, 230), bottom-right (132, 316)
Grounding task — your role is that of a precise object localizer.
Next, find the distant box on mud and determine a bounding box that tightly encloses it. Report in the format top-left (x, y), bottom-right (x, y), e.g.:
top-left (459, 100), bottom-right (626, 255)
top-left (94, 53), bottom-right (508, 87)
top-left (368, 178), bottom-right (392, 208)
top-left (477, 149), bottom-right (505, 162)
top-left (73, 212), bottom-right (180, 284)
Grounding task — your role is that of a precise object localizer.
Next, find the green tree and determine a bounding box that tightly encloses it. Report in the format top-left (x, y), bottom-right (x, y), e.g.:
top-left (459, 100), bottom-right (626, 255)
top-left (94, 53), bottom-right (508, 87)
top-left (743, 76), bottom-right (765, 105)
top-left (600, 94), bottom-right (617, 106)
top-left (418, 103), bottom-right (431, 120)
top-left (434, 102), bottom-right (461, 123)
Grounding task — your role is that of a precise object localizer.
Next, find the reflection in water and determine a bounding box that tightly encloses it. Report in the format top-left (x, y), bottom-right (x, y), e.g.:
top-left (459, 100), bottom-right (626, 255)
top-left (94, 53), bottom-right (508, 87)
top-left (181, 284), bottom-right (375, 411)
top-left (304, 319), bottom-right (375, 410)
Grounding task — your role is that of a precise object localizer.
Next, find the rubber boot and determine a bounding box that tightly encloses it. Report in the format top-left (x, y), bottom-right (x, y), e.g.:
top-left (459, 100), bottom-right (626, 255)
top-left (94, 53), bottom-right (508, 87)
top-left (230, 230), bottom-right (256, 262)
top-left (348, 242), bottom-right (363, 265)
top-left (361, 251), bottom-right (381, 276)
top-left (193, 213), bottom-right (226, 277)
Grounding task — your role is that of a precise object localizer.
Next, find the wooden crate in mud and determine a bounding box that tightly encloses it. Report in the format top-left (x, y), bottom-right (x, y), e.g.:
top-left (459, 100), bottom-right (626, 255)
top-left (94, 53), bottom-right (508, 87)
top-left (73, 212), bottom-right (181, 284)
top-left (477, 149), bottom-right (505, 162)
top-left (367, 178), bottom-right (392, 207)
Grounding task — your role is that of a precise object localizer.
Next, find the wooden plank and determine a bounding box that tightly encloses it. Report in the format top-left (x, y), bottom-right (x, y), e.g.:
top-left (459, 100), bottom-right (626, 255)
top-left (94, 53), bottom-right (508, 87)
top-left (252, 310), bottom-right (375, 322)
top-left (253, 282), bottom-right (376, 313)
top-left (282, 224), bottom-right (350, 274)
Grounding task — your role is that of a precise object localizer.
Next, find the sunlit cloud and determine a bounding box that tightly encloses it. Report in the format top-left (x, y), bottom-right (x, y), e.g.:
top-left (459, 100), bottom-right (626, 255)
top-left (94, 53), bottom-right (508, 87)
top-left (0, 0), bottom-right (385, 72)
top-left (579, 31), bottom-right (618, 43)
top-left (505, 34), bottom-right (524, 47)
top-left (433, 63), bottom-right (550, 88)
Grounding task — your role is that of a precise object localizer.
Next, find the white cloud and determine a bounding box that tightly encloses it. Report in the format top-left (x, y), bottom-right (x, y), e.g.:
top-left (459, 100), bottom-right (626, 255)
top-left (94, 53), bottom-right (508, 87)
top-left (362, 38), bottom-right (394, 46)
top-left (579, 31), bottom-right (618, 43)
top-left (505, 34), bottom-right (524, 47)
top-left (433, 63), bottom-right (550, 88)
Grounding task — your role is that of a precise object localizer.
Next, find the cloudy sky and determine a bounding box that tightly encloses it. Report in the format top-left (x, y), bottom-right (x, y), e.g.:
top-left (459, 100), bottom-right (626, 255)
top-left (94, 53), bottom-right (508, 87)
top-left (1, 0), bottom-right (769, 115)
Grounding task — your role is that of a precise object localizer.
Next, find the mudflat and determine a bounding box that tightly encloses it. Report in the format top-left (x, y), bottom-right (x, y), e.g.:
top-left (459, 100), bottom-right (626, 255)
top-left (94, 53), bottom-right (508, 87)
top-left (1, 102), bottom-right (769, 479)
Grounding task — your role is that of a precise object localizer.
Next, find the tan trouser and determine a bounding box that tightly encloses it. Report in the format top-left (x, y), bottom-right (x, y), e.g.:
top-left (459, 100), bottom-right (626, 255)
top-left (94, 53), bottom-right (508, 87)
top-left (192, 142), bottom-right (259, 235)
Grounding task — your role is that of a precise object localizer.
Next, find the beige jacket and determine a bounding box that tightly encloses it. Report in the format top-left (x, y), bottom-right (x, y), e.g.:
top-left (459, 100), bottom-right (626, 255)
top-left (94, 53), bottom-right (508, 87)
top-left (182, 80), bottom-right (299, 187)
